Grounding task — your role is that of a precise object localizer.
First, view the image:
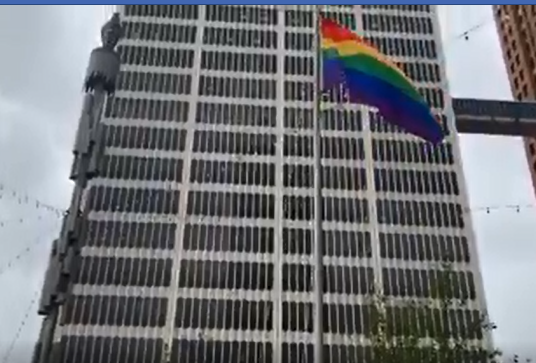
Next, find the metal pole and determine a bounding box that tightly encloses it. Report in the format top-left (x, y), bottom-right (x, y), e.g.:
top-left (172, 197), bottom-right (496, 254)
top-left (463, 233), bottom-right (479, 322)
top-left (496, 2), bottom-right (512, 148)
top-left (312, 6), bottom-right (325, 363)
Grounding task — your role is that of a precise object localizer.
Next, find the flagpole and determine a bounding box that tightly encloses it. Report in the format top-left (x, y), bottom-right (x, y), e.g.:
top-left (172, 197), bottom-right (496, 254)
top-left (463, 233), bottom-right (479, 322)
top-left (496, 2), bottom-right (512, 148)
top-left (312, 5), bottom-right (325, 363)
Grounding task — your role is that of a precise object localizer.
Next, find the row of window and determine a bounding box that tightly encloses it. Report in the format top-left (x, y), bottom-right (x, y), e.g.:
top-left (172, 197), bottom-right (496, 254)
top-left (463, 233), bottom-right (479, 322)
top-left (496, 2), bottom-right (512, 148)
top-left (105, 97), bottom-right (189, 122)
top-left (371, 112), bottom-right (450, 136)
top-left (363, 14), bottom-right (434, 35)
top-left (363, 5), bottom-right (432, 12)
top-left (365, 35), bottom-right (437, 59)
top-left (118, 45), bottom-right (194, 69)
top-left (196, 102), bottom-right (276, 127)
top-left (382, 306), bottom-right (482, 339)
top-left (185, 225), bottom-right (371, 259)
top-left (400, 61), bottom-right (442, 83)
top-left (88, 187), bottom-right (181, 215)
top-left (373, 168), bottom-right (460, 195)
top-left (124, 5), bottom-right (199, 19)
top-left (201, 51), bottom-right (278, 74)
top-left (121, 18), bottom-right (438, 62)
top-left (85, 220), bottom-right (176, 250)
top-left (86, 186), bottom-right (465, 228)
top-left (58, 336), bottom-right (484, 363)
top-left (124, 5), bottom-right (355, 31)
top-left (74, 256), bottom-right (375, 294)
top-left (98, 153), bottom-right (460, 197)
top-left (104, 125), bottom-right (187, 152)
top-left (116, 71), bottom-right (191, 95)
top-left (124, 21), bottom-right (197, 44)
top-left (198, 76), bottom-right (276, 99)
top-left (206, 5), bottom-right (278, 25)
top-left (62, 295), bottom-right (375, 336)
top-left (372, 139), bottom-right (454, 165)
top-left (382, 268), bottom-right (476, 300)
top-left (99, 155), bottom-right (183, 182)
top-left (204, 27), bottom-right (278, 49)
top-left (62, 296), bottom-right (167, 327)
top-left (191, 131), bottom-right (365, 160)
top-left (61, 298), bottom-right (479, 339)
top-left (377, 199), bottom-right (464, 228)
top-left (179, 261), bottom-right (374, 294)
top-left (196, 103), bottom-right (363, 132)
top-left (83, 219), bottom-right (470, 263)
top-left (74, 257), bottom-right (173, 287)
top-left (379, 232), bottom-right (470, 263)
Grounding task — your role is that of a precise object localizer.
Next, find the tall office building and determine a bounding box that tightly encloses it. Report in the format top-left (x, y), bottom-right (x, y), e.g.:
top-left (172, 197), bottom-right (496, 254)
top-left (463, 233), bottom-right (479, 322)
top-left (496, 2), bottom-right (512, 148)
top-left (494, 5), bottom-right (536, 194)
top-left (34, 5), bottom-right (492, 363)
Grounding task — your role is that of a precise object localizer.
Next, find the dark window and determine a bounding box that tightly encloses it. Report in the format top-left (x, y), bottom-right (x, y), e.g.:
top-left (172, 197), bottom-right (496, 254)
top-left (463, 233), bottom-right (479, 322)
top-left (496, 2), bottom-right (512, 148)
top-left (285, 10), bottom-right (314, 28)
top-left (206, 5), bottom-right (278, 25)
top-left (324, 266), bottom-right (374, 294)
top-left (322, 109), bottom-right (363, 131)
top-left (183, 224), bottom-right (275, 254)
top-left (284, 135), bottom-right (313, 158)
top-left (178, 260), bottom-right (274, 291)
top-left (85, 220), bottom-right (176, 250)
top-left (201, 51), bottom-right (277, 74)
top-left (87, 186), bottom-right (180, 214)
top-left (379, 232), bottom-right (470, 263)
top-left (374, 168), bottom-right (460, 195)
top-left (187, 191), bottom-right (275, 219)
top-left (284, 32), bottom-right (313, 51)
top-left (284, 81), bottom-right (314, 101)
top-left (116, 71), bottom-right (191, 94)
top-left (284, 107), bottom-right (314, 130)
top-left (282, 229), bottom-right (372, 258)
top-left (364, 35), bottom-right (437, 59)
top-left (198, 76), bottom-right (276, 100)
top-left (190, 159), bottom-right (275, 186)
top-left (105, 97), bottom-right (189, 122)
top-left (172, 340), bottom-right (273, 363)
top-left (100, 155), bottom-right (183, 182)
top-left (282, 263), bottom-right (313, 292)
top-left (323, 197), bottom-right (369, 223)
top-left (196, 103), bottom-right (276, 127)
top-left (376, 199), bottom-right (464, 228)
top-left (372, 139), bottom-right (454, 165)
top-left (282, 302), bottom-right (314, 332)
top-left (175, 298), bottom-right (273, 331)
top-left (322, 166), bottom-right (367, 191)
top-left (283, 164), bottom-right (314, 188)
top-left (192, 131), bottom-right (276, 156)
top-left (363, 14), bottom-right (433, 34)
top-left (124, 5), bottom-right (199, 19)
top-left (61, 336), bottom-right (164, 363)
top-left (204, 27), bottom-right (277, 49)
top-left (118, 45), bottom-right (194, 68)
top-left (74, 257), bottom-right (173, 287)
top-left (62, 295), bottom-right (167, 327)
top-left (284, 56), bottom-right (314, 76)
top-left (123, 21), bottom-right (197, 44)
top-left (104, 126), bottom-right (187, 151)
top-left (283, 196), bottom-right (313, 221)
top-left (322, 137), bottom-right (366, 160)
top-left (323, 303), bottom-right (370, 334)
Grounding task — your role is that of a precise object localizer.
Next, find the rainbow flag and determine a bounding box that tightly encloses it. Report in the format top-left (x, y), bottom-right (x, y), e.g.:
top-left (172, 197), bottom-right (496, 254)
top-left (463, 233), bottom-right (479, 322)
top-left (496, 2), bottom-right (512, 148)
top-left (320, 17), bottom-right (444, 144)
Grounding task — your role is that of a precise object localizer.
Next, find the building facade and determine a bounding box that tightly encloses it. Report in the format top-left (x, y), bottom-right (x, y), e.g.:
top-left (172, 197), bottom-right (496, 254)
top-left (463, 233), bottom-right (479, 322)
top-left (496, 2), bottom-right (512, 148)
top-left (494, 5), bottom-right (536, 195)
top-left (41, 5), bottom-right (491, 363)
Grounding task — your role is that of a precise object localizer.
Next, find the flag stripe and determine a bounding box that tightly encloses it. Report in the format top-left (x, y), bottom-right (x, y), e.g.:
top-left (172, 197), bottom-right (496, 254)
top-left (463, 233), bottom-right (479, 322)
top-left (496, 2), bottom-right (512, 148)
top-left (320, 16), bottom-right (443, 144)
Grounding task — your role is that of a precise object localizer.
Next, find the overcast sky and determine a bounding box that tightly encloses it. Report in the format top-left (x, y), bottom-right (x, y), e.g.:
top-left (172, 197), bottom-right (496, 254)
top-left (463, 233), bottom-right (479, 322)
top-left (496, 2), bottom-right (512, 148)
top-left (0, 5), bottom-right (534, 362)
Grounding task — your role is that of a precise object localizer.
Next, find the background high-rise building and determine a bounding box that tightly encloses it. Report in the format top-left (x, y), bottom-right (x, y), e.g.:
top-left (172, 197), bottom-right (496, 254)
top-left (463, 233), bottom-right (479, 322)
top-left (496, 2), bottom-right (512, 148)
top-left (494, 5), bottom-right (536, 195)
top-left (34, 5), bottom-right (492, 363)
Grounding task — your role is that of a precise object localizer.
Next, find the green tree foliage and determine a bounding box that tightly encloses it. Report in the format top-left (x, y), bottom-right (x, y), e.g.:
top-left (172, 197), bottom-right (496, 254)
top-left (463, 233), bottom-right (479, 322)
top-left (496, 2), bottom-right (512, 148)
top-left (368, 262), bottom-right (501, 363)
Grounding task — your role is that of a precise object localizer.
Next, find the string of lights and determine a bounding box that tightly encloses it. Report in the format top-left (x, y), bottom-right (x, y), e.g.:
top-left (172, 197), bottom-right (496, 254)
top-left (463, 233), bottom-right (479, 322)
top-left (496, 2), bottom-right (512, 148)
top-left (0, 182), bottom-right (67, 217)
top-left (1, 289), bottom-right (41, 363)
